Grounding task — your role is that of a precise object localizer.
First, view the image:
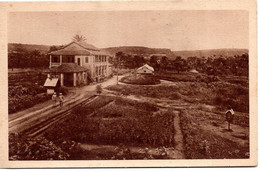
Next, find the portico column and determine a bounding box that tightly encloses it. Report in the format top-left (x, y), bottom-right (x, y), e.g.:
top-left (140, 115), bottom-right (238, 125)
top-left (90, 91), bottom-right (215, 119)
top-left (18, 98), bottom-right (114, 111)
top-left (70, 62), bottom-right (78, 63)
top-left (60, 55), bottom-right (62, 65)
top-left (60, 73), bottom-right (64, 86)
top-left (82, 72), bottom-right (84, 83)
top-left (73, 72), bottom-right (77, 87)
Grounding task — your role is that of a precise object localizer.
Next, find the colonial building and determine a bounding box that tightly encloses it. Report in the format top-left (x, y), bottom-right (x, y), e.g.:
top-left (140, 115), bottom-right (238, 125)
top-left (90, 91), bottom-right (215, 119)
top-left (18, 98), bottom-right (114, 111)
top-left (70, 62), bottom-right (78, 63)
top-left (46, 41), bottom-right (112, 87)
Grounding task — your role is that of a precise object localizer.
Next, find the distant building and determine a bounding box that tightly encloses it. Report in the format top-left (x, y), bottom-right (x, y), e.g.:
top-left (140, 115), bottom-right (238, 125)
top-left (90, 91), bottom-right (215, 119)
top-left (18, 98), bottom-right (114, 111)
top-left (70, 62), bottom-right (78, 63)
top-left (136, 64), bottom-right (154, 74)
top-left (46, 41), bottom-right (112, 87)
top-left (43, 78), bottom-right (60, 94)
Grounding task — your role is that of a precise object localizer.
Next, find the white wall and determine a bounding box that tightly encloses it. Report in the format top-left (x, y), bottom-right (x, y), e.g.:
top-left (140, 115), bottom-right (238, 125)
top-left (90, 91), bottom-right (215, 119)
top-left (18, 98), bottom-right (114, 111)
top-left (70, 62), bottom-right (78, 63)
top-left (137, 66), bottom-right (153, 74)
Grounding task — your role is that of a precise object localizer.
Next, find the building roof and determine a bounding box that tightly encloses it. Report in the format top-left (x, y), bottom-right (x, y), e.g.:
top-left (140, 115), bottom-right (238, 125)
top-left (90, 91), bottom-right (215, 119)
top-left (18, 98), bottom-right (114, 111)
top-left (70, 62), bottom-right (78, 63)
top-left (190, 69), bottom-right (199, 74)
top-left (47, 63), bottom-right (88, 73)
top-left (49, 41), bottom-right (108, 56)
top-left (44, 78), bottom-right (59, 87)
top-left (137, 64), bottom-right (154, 72)
top-left (77, 41), bottom-right (100, 51)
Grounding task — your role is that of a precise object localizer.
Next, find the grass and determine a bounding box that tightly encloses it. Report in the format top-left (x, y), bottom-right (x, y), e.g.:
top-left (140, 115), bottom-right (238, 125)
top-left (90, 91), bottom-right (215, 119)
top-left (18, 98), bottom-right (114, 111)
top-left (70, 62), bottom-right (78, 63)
top-left (120, 74), bottom-right (160, 85)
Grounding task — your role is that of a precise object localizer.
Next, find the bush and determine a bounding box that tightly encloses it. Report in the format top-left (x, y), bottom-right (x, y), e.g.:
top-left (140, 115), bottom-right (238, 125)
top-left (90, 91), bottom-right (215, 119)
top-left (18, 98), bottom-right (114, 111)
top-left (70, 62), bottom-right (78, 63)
top-left (9, 133), bottom-right (69, 160)
top-left (120, 74), bottom-right (160, 85)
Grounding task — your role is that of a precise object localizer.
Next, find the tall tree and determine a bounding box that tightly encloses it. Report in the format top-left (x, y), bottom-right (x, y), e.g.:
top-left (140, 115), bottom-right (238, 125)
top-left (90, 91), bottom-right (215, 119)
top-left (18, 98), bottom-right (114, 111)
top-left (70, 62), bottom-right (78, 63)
top-left (72, 34), bottom-right (87, 42)
top-left (174, 56), bottom-right (183, 74)
top-left (160, 56), bottom-right (169, 69)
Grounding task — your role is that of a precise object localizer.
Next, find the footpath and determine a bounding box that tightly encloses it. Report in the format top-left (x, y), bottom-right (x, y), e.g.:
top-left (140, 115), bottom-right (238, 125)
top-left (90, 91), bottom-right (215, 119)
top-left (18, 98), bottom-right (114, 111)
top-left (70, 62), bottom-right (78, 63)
top-left (9, 75), bottom-right (124, 133)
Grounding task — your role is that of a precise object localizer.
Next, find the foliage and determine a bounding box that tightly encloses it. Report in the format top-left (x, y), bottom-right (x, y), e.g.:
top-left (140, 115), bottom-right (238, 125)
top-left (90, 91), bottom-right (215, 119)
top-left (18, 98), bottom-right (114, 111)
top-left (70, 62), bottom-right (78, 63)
top-left (44, 96), bottom-right (175, 148)
top-left (120, 74), bottom-right (160, 85)
top-left (8, 71), bottom-right (49, 114)
top-left (72, 34), bottom-right (87, 42)
top-left (8, 44), bottom-right (49, 69)
top-left (111, 50), bottom-right (248, 77)
top-left (114, 52), bottom-right (146, 69)
top-left (9, 133), bottom-right (70, 160)
top-left (108, 73), bottom-right (249, 113)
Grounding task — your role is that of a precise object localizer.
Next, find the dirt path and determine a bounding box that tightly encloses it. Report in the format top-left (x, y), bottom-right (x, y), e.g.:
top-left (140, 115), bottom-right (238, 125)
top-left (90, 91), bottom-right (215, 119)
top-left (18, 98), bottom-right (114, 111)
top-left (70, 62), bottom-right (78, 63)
top-left (79, 143), bottom-right (176, 159)
top-left (172, 110), bottom-right (185, 159)
top-left (118, 79), bottom-right (176, 86)
top-left (9, 75), bottom-right (125, 134)
top-left (201, 121), bottom-right (249, 147)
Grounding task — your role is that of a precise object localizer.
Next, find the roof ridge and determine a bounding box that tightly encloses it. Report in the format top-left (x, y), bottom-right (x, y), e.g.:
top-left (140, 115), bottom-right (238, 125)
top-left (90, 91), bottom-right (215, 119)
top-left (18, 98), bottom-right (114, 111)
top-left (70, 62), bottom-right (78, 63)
top-left (74, 41), bottom-right (100, 51)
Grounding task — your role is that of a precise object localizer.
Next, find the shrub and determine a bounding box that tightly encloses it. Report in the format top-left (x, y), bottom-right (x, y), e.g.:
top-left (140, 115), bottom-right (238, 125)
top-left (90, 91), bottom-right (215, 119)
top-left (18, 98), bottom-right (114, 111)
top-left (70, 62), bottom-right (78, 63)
top-left (9, 133), bottom-right (69, 160)
top-left (120, 74), bottom-right (160, 85)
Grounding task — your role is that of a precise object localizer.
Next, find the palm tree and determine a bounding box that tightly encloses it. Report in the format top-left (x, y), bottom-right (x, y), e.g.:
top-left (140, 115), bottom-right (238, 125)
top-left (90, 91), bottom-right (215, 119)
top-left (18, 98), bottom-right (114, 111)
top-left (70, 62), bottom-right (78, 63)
top-left (72, 34), bottom-right (87, 42)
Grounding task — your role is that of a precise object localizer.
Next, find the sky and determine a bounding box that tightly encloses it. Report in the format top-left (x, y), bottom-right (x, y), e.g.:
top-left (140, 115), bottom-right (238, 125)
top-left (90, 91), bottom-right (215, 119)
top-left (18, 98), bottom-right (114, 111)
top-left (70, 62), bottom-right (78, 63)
top-left (8, 11), bottom-right (249, 51)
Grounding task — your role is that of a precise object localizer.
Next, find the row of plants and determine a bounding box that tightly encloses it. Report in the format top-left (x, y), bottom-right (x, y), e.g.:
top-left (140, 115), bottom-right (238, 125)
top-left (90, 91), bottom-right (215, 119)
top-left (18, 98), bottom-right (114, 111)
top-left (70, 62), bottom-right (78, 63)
top-left (43, 96), bottom-right (175, 150)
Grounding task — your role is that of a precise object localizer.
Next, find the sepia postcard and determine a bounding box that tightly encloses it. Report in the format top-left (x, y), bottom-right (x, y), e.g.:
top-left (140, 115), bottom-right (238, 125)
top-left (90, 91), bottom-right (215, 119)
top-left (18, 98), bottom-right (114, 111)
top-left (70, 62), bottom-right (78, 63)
top-left (0, 0), bottom-right (257, 168)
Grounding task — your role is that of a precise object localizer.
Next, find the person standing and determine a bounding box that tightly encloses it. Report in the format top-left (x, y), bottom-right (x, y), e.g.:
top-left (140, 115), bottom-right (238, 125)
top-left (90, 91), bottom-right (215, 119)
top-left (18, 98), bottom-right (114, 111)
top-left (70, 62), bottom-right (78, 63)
top-left (58, 93), bottom-right (64, 107)
top-left (225, 105), bottom-right (235, 131)
top-left (52, 92), bottom-right (57, 106)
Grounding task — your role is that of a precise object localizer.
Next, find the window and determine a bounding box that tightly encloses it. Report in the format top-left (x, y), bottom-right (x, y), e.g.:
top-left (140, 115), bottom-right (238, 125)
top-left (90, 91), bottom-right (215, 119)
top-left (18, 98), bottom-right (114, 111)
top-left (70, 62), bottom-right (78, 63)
top-left (85, 57), bottom-right (88, 63)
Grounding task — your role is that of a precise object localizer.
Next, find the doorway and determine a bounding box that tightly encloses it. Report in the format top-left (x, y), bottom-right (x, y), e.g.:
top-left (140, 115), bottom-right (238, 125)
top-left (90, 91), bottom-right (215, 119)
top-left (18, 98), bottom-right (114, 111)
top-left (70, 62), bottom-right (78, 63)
top-left (77, 58), bottom-right (81, 66)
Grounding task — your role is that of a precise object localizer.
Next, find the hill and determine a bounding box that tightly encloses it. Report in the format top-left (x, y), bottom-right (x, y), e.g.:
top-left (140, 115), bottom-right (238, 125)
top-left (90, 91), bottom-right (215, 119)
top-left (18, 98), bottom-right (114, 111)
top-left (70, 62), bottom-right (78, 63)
top-left (8, 43), bottom-right (248, 59)
top-left (102, 46), bottom-right (172, 56)
top-left (172, 48), bottom-right (249, 59)
top-left (102, 46), bottom-right (248, 59)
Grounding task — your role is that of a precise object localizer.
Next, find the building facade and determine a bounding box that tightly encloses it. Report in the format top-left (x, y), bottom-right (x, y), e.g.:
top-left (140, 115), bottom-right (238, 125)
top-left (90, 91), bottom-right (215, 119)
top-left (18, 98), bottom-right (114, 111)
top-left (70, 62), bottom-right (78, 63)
top-left (47, 41), bottom-right (112, 87)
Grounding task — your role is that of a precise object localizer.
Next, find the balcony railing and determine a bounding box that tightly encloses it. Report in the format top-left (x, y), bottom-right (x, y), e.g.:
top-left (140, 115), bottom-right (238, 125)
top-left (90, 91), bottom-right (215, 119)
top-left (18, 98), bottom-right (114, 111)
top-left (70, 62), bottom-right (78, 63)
top-left (50, 62), bottom-right (75, 67)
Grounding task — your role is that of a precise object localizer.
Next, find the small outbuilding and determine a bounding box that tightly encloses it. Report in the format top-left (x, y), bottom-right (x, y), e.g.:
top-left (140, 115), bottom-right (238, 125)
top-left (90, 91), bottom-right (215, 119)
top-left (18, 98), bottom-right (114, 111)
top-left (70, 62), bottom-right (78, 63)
top-left (43, 77), bottom-right (60, 95)
top-left (136, 64), bottom-right (154, 74)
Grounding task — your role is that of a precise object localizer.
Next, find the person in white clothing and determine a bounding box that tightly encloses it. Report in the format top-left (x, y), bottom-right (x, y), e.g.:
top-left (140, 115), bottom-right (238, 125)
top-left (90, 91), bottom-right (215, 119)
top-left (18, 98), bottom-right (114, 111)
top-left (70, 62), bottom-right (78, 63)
top-left (225, 105), bottom-right (235, 131)
top-left (52, 92), bottom-right (57, 106)
top-left (58, 93), bottom-right (64, 107)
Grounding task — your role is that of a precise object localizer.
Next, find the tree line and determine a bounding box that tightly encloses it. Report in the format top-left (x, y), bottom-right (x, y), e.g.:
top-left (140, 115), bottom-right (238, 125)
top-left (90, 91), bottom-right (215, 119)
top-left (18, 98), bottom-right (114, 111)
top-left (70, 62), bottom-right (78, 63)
top-left (114, 51), bottom-right (249, 76)
top-left (8, 49), bottom-right (49, 69)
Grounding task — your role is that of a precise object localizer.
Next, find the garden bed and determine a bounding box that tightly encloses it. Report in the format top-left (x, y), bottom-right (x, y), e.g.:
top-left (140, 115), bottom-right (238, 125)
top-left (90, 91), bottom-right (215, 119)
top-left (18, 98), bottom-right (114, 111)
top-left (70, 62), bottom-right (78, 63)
top-left (40, 96), bottom-right (175, 159)
top-left (120, 74), bottom-right (160, 85)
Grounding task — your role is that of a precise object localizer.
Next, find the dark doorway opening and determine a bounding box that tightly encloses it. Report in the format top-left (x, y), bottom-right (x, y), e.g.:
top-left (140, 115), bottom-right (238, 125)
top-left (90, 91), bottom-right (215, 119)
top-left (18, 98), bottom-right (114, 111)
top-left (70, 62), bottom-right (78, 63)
top-left (64, 73), bottom-right (74, 87)
top-left (77, 58), bottom-right (81, 66)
